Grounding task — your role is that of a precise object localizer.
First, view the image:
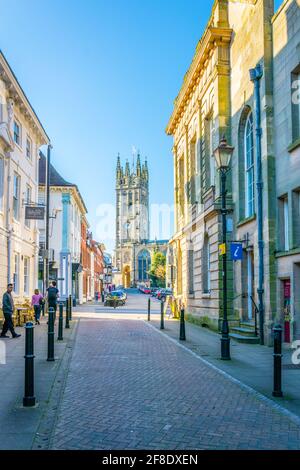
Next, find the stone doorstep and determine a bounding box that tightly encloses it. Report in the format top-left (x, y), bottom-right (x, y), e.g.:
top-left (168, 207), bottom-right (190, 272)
top-left (231, 326), bottom-right (258, 337)
top-left (229, 333), bottom-right (260, 344)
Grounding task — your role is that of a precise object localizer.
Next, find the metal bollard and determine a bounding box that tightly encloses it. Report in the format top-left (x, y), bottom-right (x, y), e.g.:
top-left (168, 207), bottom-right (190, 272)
top-left (179, 308), bottom-right (186, 341)
top-left (42, 302), bottom-right (45, 317)
top-left (272, 324), bottom-right (283, 397)
top-left (101, 291), bottom-right (105, 303)
top-left (23, 322), bottom-right (36, 407)
top-left (148, 297), bottom-right (151, 321)
top-left (69, 294), bottom-right (72, 321)
top-left (160, 300), bottom-right (165, 330)
top-left (47, 307), bottom-right (55, 362)
top-left (65, 298), bottom-right (70, 329)
top-left (57, 303), bottom-right (64, 341)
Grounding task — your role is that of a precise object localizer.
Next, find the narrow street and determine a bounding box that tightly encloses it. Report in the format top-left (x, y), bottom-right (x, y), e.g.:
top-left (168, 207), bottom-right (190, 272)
top-left (31, 292), bottom-right (300, 450)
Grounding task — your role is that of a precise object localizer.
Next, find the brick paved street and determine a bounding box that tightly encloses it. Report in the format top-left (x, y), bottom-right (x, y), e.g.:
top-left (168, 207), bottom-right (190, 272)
top-left (50, 299), bottom-right (300, 450)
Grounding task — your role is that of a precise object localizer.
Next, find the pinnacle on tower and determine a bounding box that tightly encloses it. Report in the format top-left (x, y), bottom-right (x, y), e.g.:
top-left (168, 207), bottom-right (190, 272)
top-left (143, 157), bottom-right (149, 180)
top-left (116, 153), bottom-right (122, 180)
top-left (125, 159), bottom-right (130, 177)
top-left (136, 152), bottom-right (141, 177)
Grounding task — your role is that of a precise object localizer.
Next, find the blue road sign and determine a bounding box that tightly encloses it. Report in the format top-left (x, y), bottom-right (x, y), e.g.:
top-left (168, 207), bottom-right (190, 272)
top-left (230, 243), bottom-right (243, 261)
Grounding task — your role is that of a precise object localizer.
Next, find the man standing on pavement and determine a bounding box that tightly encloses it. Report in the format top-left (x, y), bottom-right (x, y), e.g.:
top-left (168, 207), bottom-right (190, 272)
top-left (47, 281), bottom-right (59, 320)
top-left (0, 284), bottom-right (21, 339)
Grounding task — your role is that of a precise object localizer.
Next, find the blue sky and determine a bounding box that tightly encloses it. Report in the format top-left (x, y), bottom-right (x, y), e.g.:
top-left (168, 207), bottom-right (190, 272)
top-left (0, 0), bottom-right (282, 252)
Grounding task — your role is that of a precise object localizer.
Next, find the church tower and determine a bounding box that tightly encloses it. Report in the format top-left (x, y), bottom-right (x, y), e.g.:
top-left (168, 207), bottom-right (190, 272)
top-left (115, 153), bottom-right (149, 271)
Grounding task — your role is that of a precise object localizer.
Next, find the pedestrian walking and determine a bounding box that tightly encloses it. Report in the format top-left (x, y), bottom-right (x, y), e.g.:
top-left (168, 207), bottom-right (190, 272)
top-left (0, 283), bottom-right (21, 339)
top-left (31, 289), bottom-right (44, 325)
top-left (47, 281), bottom-right (59, 321)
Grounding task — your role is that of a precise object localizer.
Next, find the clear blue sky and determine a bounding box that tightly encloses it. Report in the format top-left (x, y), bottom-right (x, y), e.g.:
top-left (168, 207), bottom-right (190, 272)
top-left (0, 0), bottom-right (282, 252)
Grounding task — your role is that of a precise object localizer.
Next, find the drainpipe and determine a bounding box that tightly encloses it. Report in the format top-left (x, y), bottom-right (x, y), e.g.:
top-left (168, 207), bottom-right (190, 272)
top-left (249, 63), bottom-right (264, 345)
top-left (44, 143), bottom-right (52, 294)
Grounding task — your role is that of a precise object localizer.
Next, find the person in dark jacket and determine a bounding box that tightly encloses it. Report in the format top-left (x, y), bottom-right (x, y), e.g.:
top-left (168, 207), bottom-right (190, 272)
top-left (1, 284), bottom-right (21, 338)
top-left (47, 281), bottom-right (59, 321)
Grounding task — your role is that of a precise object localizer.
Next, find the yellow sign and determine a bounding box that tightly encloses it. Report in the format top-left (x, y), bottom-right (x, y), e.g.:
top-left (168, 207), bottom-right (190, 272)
top-left (219, 243), bottom-right (226, 256)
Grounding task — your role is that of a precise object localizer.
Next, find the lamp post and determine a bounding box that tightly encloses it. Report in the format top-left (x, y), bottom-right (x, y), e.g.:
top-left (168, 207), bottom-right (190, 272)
top-left (214, 136), bottom-right (234, 361)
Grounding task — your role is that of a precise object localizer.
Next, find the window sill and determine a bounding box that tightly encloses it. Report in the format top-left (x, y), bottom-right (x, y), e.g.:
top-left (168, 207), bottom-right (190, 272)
top-left (237, 214), bottom-right (256, 228)
top-left (275, 247), bottom-right (300, 258)
top-left (14, 142), bottom-right (22, 152)
top-left (202, 292), bottom-right (211, 299)
top-left (288, 138), bottom-right (300, 153)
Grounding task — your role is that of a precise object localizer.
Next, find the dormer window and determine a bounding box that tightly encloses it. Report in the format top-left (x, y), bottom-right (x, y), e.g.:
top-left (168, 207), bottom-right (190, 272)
top-left (14, 120), bottom-right (21, 146)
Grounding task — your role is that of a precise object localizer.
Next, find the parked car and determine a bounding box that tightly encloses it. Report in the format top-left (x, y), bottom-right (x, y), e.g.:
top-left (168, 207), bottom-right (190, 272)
top-left (104, 290), bottom-right (126, 307)
top-left (151, 288), bottom-right (159, 297)
top-left (157, 288), bottom-right (173, 302)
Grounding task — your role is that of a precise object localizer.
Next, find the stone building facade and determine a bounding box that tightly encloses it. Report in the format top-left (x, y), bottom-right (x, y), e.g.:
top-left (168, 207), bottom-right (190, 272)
top-left (272, 0), bottom-right (300, 343)
top-left (38, 153), bottom-right (87, 302)
top-left (167, 0), bottom-right (300, 344)
top-left (0, 51), bottom-right (49, 302)
top-left (115, 154), bottom-right (167, 288)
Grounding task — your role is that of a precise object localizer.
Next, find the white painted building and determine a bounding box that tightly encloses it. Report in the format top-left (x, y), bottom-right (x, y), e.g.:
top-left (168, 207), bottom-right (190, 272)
top-left (38, 153), bottom-right (87, 301)
top-left (0, 51), bottom-right (49, 302)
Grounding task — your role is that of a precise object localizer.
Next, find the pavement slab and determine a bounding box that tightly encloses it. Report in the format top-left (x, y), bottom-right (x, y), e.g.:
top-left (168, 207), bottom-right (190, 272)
top-left (50, 315), bottom-right (300, 450)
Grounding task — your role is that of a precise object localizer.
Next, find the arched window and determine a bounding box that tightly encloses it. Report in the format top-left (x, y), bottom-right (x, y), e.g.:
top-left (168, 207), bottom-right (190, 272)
top-left (244, 113), bottom-right (255, 218)
top-left (202, 234), bottom-right (210, 293)
top-left (138, 249), bottom-right (151, 281)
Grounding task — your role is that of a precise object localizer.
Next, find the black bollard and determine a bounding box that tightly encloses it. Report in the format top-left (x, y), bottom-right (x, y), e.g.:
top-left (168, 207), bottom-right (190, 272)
top-left (23, 322), bottom-right (35, 407)
top-left (57, 303), bottom-right (64, 341)
top-left (179, 308), bottom-right (186, 341)
top-left (47, 307), bottom-right (55, 362)
top-left (148, 297), bottom-right (151, 322)
top-left (160, 300), bottom-right (165, 330)
top-left (42, 302), bottom-right (45, 317)
top-left (65, 298), bottom-right (70, 329)
top-left (101, 291), bottom-right (105, 303)
top-left (69, 294), bottom-right (72, 321)
top-left (272, 324), bottom-right (283, 397)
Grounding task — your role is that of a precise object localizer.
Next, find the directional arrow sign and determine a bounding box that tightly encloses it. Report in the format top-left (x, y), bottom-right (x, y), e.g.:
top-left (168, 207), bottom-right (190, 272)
top-left (230, 243), bottom-right (243, 261)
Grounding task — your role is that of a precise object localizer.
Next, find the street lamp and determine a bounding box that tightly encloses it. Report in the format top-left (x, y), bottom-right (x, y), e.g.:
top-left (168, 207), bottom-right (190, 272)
top-left (214, 136), bottom-right (234, 360)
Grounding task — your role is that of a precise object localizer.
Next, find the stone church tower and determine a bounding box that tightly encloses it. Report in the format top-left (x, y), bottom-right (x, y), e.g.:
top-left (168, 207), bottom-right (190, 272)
top-left (116, 153), bottom-right (149, 248)
top-left (114, 153), bottom-right (168, 288)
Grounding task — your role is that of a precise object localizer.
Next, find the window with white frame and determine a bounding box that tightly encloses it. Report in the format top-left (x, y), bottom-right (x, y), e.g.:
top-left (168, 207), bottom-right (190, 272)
top-left (283, 196), bottom-right (289, 252)
top-left (0, 157), bottom-right (4, 211)
top-left (13, 173), bottom-right (20, 220)
top-left (279, 195), bottom-right (290, 252)
top-left (13, 120), bottom-right (21, 146)
top-left (291, 69), bottom-right (300, 142)
top-left (202, 234), bottom-right (211, 294)
top-left (245, 113), bottom-right (255, 218)
top-left (26, 136), bottom-right (32, 160)
top-left (13, 253), bottom-right (20, 294)
top-left (205, 116), bottom-right (215, 187)
top-left (25, 185), bottom-right (32, 228)
top-left (24, 257), bottom-right (30, 295)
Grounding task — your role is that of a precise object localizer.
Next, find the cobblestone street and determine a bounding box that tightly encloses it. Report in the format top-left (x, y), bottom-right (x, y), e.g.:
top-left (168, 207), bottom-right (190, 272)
top-left (48, 296), bottom-right (300, 450)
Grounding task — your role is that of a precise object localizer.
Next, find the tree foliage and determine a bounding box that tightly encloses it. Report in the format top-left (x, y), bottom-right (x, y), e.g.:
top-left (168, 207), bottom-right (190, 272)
top-left (148, 251), bottom-right (166, 287)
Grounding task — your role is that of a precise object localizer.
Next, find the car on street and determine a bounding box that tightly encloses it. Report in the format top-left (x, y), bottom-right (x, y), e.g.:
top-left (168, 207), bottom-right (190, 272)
top-left (157, 288), bottom-right (173, 302)
top-left (151, 288), bottom-right (159, 297)
top-left (104, 290), bottom-right (126, 307)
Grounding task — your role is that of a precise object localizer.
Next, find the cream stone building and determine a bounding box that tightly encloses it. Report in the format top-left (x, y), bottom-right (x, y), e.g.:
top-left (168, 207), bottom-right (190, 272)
top-left (166, 0), bottom-right (299, 344)
top-left (0, 51), bottom-right (49, 302)
top-left (166, 0), bottom-right (233, 332)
